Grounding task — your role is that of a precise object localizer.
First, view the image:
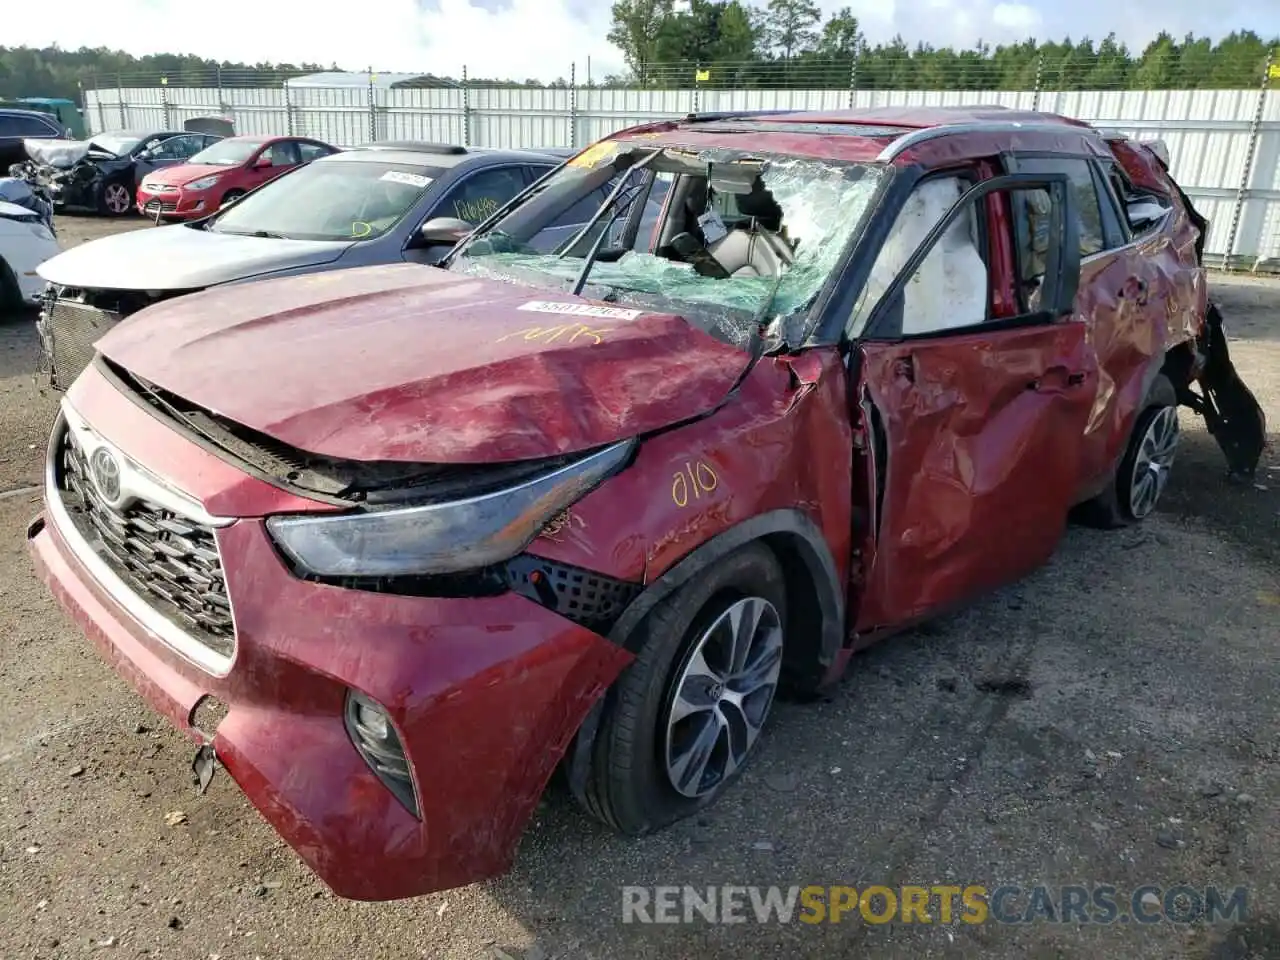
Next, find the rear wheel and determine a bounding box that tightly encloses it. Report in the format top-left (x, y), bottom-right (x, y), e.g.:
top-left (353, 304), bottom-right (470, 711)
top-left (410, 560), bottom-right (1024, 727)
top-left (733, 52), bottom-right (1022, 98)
top-left (1077, 374), bottom-right (1179, 527)
top-left (100, 181), bottom-right (133, 216)
top-left (580, 544), bottom-right (787, 835)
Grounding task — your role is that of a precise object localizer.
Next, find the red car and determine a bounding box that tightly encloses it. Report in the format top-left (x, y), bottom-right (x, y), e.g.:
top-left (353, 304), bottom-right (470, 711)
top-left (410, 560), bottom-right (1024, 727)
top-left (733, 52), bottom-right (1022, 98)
top-left (29, 108), bottom-right (1265, 901)
top-left (135, 135), bottom-right (338, 220)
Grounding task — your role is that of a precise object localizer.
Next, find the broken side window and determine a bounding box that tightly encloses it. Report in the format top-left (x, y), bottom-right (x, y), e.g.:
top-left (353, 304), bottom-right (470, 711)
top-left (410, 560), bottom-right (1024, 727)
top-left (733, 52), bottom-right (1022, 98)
top-left (848, 173), bottom-right (991, 337)
top-left (1013, 156), bottom-right (1106, 257)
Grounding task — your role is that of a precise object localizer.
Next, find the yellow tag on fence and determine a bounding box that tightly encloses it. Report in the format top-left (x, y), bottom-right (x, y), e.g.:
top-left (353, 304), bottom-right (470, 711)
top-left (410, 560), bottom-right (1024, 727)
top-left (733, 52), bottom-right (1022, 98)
top-left (1269, 63), bottom-right (1280, 80)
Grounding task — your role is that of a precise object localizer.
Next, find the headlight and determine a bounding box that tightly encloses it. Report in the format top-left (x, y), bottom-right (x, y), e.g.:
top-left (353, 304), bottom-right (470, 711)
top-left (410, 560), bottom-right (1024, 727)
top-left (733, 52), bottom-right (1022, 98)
top-left (266, 439), bottom-right (634, 577)
top-left (184, 175), bottom-right (221, 191)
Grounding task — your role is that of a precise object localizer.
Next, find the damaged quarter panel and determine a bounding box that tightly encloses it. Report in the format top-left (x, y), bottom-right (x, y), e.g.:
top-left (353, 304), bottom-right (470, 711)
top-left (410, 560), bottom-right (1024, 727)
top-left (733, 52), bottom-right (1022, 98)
top-left (1076, 171), bottom-right (1205, 491)
top-left (1108, 137), bottom-right (1207, 345)
top-left (1073, 245), bottom-right (1169, 495)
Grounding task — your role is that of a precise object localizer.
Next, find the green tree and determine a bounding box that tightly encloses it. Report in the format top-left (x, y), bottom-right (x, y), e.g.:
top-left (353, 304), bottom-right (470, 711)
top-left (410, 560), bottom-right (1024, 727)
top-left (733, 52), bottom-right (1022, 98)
top-left (606, 0), bottom-right (675, 81)
top-left (817, 7), bottom-right (864, 60)
top-left (764, 0), bottom-right (821, 61)
top-left (1133, 33), bottom-right (1179, 88)
top-left (714, 1), bottom-right (760, 62)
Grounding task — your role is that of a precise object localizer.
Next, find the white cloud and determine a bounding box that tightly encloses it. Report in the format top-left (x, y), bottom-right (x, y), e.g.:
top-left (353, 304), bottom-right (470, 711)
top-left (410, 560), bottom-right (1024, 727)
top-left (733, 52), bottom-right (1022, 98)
top-left (4, 0), bottom-right (1277, 83)
top-left (9, 0), bottom-right (626, 82)
top-left (991, 3), bottom-right (1044, 36)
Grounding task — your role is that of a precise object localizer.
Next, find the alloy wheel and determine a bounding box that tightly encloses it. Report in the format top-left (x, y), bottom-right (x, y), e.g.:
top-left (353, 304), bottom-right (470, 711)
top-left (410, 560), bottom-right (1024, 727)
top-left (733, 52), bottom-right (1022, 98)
top-left (663, 596), bottom-right (784, 799)
top-left (104, 183), bottom-right (131, 214)
top-left (1128, 405), bottom-right (1180, 520)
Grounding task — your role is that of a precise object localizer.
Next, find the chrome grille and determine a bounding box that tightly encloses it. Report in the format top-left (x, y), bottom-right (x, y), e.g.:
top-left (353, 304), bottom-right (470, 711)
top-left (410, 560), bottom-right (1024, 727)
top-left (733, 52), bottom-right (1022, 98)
top-left (142, 199), bottom-right (178, 213)
top-left (57, 425), bottom-right (235, 659)
top-left (42, 299), bottom-right (121, 388)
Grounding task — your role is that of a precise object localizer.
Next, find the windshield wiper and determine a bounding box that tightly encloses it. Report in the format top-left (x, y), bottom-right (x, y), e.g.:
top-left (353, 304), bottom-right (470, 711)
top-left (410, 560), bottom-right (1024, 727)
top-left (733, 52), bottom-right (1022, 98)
top-left (557, 183), bottom-right (641, 260)
top-left (213, 228), bottom-right (289, 239)
top-left (569, 150), bottom-right (663, 297)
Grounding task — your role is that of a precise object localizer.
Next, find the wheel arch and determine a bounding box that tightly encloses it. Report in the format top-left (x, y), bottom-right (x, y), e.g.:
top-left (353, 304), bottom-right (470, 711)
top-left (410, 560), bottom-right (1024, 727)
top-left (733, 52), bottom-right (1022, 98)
top-left (564, 508), bottom-right (846, 806)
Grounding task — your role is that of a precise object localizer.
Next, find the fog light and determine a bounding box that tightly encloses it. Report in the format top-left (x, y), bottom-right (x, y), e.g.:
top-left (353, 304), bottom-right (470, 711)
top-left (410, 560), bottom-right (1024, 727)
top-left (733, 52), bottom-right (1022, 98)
top-left (344, 690), bottom-right (419, 817)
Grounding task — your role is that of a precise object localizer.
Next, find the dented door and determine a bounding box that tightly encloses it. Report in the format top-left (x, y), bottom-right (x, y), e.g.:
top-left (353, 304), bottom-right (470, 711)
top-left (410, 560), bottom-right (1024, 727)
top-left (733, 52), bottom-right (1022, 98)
top-left (851, 323), bottom-right (1097, 634)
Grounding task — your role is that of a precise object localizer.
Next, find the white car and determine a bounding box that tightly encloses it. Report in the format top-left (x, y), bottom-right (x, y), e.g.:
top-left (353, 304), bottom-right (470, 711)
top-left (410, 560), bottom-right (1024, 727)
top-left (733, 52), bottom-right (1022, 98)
top-left (0, 198), bottom-right (60, 308)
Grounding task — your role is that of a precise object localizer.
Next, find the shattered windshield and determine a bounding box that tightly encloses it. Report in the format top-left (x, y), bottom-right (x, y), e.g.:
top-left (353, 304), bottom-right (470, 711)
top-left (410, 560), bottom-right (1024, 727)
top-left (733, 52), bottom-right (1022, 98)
top-left (451, 142), bottom-right (884, 348)
top-left (207, 159), bottom-right (437, 241)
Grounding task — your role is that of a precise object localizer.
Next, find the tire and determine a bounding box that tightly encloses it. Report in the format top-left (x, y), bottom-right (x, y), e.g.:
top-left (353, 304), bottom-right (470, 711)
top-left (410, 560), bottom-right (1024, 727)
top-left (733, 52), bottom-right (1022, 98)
top-left (580, 543), bottom-right (787, 835)
top-left (220, 189), bottom-right (245, 208)
top-left (100, 181), bottom-right (133, 216)
top-left (1076, 373), bottom-right (1179, 528)
top-left (0, 258), bottom-right (21, 315)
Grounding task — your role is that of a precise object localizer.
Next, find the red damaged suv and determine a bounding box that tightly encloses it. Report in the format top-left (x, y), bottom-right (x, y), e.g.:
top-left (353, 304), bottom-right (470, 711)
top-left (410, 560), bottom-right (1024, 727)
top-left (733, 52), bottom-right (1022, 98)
top-left (28, 107), bottom-right (1265, 900)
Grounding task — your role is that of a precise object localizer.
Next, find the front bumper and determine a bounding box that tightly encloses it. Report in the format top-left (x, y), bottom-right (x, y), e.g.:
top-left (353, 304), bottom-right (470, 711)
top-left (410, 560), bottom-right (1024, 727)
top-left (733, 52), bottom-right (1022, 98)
top-left (45, 173), bottom-right (98, 211)
top-left (137, 186), bottom-right (210, 220)
top-left (28, 368), bottom-right (633, 900)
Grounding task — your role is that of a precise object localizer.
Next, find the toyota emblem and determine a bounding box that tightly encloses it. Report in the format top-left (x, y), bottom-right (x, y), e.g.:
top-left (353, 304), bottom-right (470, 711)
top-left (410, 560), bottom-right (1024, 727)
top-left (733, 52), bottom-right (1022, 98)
top-left (89, 446), bottom-right (122, 504)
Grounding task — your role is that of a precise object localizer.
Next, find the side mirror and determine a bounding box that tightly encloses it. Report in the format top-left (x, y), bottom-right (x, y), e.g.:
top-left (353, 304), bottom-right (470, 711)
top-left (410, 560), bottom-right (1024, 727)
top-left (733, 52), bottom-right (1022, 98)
top-left (136, 148), bottom-right (154, 161)
top-left (254, 156), bottom-right (273, 168)
top-left (417, 216), bottom-right (473, 246)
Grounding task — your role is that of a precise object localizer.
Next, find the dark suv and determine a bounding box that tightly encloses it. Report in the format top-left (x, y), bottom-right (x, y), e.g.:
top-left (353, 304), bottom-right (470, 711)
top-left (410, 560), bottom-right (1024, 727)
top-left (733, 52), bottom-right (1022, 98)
top-left (0, 107), bottom-right (68, 170)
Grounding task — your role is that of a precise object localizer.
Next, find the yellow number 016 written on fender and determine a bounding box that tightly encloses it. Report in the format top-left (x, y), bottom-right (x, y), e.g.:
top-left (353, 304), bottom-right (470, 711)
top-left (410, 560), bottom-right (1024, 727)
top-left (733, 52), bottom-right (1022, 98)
top-left (671, 460), bottom-right (719, 508)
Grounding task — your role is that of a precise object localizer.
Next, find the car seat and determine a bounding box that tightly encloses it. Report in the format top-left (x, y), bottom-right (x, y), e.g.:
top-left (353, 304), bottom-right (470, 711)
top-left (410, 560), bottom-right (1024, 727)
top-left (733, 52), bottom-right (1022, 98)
top-left (705, 180), bottom-right (793, 277)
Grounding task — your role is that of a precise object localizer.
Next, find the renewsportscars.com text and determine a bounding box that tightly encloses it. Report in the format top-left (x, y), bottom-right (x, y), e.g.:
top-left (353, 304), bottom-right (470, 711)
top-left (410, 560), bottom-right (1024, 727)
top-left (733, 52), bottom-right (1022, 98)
top-left (621, 884), bottom-right (1248, 925)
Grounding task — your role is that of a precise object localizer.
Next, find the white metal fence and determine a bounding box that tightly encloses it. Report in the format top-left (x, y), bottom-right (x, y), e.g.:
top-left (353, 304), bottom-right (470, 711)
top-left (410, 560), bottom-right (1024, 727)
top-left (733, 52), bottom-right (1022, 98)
top-left (84, 83), bottom-right (1280, 269)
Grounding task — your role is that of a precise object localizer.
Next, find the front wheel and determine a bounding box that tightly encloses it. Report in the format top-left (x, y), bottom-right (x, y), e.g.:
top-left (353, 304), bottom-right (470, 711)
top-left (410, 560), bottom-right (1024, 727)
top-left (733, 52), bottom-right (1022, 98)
top-left (579, 544), bottom-right (787, 835)
top-left (220, 189), bottom-right (245, 208)
top-left (100, 181), bottom-right (133, 216)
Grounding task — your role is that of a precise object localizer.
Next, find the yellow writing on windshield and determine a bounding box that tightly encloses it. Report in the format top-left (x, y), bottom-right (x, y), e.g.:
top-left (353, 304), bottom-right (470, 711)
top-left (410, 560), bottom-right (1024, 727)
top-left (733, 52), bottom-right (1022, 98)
top-left (497, 323), bottom-right (612, 345)
top-left (453, 197), bottom-right (500, 223)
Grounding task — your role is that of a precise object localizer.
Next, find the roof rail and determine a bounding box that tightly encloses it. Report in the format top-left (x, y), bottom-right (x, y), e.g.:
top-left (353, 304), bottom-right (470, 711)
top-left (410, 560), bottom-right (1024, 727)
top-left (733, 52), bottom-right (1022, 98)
top-left (682, 109), bottom-right (797, 124)
top-left (364, 140), bottom-right (467, 155)
top-left (876, 120), bottom-right (1097, 162)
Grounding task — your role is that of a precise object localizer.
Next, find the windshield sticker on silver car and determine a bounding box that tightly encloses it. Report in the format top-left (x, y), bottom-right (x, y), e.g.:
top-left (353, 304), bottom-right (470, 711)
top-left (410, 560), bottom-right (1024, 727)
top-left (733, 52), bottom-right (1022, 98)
top-left (517, 301), bottom-right (644, 321)
top-left (380, 171), bottom-right (432, 188)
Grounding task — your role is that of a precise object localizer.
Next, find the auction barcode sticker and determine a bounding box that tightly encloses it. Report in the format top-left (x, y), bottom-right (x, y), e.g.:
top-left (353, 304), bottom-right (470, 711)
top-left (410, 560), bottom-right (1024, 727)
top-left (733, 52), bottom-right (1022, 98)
top-left (518, 301), bottom-right (644, 321)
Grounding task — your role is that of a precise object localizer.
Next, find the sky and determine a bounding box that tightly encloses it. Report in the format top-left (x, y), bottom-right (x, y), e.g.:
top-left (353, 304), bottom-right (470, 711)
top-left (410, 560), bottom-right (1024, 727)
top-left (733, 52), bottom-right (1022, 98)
top-left (8, 0), bottom-right (1280, 83)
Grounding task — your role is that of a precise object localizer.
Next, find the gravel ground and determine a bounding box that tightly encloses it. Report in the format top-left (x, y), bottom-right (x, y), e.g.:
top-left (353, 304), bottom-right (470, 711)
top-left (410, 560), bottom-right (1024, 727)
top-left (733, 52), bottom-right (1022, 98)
top-left (0, 214), bottom-right (1277, 960)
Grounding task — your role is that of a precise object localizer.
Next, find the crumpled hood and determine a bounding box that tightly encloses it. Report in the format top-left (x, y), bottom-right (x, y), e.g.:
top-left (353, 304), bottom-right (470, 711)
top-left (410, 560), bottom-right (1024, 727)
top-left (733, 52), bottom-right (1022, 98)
top-left (36, 222), bottom-right (351, 290)
top-left (97, 263), bottom-right (750, 463)
top-left (142, 163), bottom-right (225, 187)
top-left (24, 139), bottom-right (89, 167)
